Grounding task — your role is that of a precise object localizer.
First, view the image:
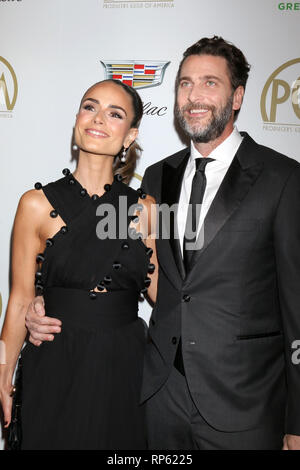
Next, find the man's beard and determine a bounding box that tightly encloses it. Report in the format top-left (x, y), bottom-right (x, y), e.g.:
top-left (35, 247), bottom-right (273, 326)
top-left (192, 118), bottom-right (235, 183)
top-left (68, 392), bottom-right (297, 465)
top-left (175, 94), bottom-right (234, 143)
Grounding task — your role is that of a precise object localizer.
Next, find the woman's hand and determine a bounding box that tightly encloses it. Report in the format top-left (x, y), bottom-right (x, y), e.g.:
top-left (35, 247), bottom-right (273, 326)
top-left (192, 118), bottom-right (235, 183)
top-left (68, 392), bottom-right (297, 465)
top-left (0, 369), bottom-right (13, 427)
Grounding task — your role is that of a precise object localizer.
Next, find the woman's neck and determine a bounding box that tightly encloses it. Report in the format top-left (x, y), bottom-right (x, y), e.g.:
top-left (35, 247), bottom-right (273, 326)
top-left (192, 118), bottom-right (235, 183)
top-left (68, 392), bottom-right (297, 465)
top-left (73, 151), bottom-right (114, 196)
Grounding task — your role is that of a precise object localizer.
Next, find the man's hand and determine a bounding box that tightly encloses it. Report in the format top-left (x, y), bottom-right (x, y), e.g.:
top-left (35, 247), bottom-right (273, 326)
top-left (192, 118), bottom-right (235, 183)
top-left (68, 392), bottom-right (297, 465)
top-left (25, 296), bottom-right (62, 346)
top-left (283, 434), bottom-right (300, 450)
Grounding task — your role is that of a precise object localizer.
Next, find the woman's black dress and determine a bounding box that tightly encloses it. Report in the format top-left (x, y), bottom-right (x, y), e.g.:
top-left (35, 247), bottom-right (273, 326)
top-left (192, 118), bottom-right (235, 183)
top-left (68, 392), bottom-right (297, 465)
top-left (21, 171), bottom-right (152, 450)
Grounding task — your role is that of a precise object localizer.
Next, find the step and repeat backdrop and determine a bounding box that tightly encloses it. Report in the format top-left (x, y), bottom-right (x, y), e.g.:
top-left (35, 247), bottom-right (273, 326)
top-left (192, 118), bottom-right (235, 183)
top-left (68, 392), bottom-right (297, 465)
top-left (0, 0), bottom-right (299, 448)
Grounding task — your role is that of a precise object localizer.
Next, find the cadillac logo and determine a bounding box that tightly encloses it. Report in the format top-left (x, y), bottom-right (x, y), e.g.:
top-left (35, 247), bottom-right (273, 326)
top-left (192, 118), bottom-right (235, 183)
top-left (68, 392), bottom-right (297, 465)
top-left (101, 60), bottom-right (170, 89)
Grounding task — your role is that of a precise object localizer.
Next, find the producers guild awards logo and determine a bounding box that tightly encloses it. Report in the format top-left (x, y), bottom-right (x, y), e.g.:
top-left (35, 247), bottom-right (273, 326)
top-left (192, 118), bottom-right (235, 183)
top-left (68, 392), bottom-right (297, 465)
top-left (0, 56), bottom-right (18, 118)
top-left (261, 58), bottom-right (300, 133)
top-left (101, 60), bottom-right (170, 90)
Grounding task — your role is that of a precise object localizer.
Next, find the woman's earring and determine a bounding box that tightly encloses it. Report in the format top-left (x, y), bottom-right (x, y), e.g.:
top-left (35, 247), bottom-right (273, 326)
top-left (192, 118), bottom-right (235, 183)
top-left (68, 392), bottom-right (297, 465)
top-left (72, 143), bottom-right (78, 151)
top-left (120, 147), bottom-right (127, 163)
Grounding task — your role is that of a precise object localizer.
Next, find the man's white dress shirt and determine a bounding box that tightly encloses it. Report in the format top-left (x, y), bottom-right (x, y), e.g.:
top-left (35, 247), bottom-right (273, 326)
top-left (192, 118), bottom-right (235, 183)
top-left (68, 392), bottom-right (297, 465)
top-left (177, 127), bottom-right (243, 253)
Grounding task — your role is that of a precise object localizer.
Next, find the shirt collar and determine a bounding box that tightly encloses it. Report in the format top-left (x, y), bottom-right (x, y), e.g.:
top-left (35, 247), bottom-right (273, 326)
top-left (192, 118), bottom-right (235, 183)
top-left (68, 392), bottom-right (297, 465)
top-left (190, 127), bottom-right (243, 166)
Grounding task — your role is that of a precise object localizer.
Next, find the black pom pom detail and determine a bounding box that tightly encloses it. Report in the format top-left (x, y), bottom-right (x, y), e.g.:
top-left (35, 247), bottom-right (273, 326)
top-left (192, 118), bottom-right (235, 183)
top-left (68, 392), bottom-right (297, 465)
top-left (104, 276), bottom-right (112, 285)
top-left (62, 168), bottom-right (70, 176)
top-left (145, 247), bottom-right (153, 257)
top-left (46, 238), bottom-right (54, 247)
top-left (35, 284), bottom-right (44, 294)
top-left (96, 282), bottom-right (105, 292)
top-left (36, 253), bottom-right (45, 263)
top-left (113, 262), bottom-right (121, 270)
top-left (34, 182), bottom-right (42, 190)
top-left (137, 188), bottom-right (147, 199)
top-left (148, 263), bottom-right (155, 274)
top-left (114, 174), bottom-right (123, 182)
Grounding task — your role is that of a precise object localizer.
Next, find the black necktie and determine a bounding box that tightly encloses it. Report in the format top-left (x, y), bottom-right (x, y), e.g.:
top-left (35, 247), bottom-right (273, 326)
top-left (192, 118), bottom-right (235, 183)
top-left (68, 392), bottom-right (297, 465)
top-left (174, 157), bottom-right (214, 377)
top-left (183, 157), bottom-right (214, 272)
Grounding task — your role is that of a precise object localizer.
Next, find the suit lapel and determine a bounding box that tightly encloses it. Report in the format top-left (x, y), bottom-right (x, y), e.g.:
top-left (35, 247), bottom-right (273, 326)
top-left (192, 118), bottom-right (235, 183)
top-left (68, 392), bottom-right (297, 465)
top-left (186, 133), bottom-right (264, 278)
top-left (157, 149), bottom-right (189, 283)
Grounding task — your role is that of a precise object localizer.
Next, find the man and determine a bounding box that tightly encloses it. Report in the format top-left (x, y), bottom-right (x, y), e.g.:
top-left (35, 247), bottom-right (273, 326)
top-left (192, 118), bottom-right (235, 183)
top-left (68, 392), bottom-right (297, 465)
top-left (26, 37), bottom-right (300, 450)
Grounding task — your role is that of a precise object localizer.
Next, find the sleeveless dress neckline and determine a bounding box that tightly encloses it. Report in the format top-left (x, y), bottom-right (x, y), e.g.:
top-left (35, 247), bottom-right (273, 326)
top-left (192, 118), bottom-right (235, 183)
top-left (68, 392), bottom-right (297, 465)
top-left (70, 173), bottom-right (116, 201)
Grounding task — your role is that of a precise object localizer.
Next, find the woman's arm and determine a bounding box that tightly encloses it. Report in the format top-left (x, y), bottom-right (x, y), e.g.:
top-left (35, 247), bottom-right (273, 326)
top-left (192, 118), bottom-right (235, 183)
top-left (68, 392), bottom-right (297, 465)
top-left (0, 190), bottom-right (45, 426)
top-left (137, 195), bottom-right (158, 305)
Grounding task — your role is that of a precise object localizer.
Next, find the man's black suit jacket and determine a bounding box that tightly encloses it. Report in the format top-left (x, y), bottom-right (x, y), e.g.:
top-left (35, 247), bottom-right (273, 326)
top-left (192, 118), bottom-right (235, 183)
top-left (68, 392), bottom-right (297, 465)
top-left (141, 132), bottom-right (300, 434)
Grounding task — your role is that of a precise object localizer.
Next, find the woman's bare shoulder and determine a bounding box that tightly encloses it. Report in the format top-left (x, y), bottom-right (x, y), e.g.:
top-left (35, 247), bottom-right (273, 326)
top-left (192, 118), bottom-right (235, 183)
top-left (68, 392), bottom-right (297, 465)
top-left (17, 189), bottom-right (50, 220)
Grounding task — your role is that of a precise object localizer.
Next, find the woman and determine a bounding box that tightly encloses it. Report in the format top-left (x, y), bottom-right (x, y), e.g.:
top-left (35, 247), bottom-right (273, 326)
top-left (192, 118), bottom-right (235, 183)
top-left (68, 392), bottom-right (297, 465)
top-left (0, 79), bottom-right (158, 449)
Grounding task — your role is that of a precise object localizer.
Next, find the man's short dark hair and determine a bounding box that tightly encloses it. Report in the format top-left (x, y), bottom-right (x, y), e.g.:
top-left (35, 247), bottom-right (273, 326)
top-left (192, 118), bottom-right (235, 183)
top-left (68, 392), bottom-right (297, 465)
top-left (176, 36), bottom-right (251, 119)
